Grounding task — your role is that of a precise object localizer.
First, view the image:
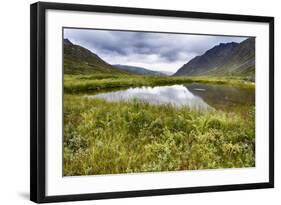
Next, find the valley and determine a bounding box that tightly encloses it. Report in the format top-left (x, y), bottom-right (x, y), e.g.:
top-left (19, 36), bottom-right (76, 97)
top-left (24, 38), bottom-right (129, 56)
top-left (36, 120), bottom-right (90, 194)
top-left (63, 36), bottom-right (255, 176)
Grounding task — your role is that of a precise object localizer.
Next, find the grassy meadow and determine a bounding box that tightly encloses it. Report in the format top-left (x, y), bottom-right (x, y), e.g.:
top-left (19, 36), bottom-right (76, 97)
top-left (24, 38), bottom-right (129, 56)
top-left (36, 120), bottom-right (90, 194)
top-left (64, 74), bottom-right (254, 93)
top-left (63, 74), bottom-right (255, 176)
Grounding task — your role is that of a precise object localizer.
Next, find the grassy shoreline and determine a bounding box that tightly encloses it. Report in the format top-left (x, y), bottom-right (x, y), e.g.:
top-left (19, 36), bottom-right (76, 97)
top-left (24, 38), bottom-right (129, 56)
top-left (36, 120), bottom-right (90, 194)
top-left (63, 74), bottom-right (255, 176)
top-left (64, 74), bottom-right (255, 93)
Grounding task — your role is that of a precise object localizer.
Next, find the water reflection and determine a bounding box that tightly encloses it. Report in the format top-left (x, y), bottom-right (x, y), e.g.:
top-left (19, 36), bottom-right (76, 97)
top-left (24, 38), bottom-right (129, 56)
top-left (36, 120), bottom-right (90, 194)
top-left (86, 83), bottom-right (255, 112)
top-left (185, 84), bottom-right (255, 111)
top-left (88, 85), bottom-right (211, 110)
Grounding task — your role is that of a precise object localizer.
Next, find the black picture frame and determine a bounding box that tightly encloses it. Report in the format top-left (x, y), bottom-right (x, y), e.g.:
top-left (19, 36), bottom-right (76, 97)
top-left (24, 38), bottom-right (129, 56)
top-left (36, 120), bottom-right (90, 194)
top-left (30, 1), bottom-right (274, 203)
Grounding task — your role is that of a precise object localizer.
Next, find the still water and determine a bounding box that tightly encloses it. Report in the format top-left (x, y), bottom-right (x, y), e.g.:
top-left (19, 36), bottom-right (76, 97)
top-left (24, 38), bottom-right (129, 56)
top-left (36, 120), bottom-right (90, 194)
top-left (87, 84), bottom-right (255, 111)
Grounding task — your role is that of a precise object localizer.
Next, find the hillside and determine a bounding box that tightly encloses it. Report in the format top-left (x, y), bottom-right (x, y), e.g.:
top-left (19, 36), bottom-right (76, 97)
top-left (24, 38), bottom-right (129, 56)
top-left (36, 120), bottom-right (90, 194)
top-left (174, 38), bottom-right (255, 77)
top-left (113, 64), bottom-right (166, 76)
top-left (63, 39), bottom-right (128, 75)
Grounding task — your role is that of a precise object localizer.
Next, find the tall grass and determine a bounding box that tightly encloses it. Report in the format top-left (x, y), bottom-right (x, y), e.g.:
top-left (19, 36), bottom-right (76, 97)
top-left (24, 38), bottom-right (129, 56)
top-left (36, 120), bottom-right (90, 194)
top-left (64, 94), bottom-right (255, 176)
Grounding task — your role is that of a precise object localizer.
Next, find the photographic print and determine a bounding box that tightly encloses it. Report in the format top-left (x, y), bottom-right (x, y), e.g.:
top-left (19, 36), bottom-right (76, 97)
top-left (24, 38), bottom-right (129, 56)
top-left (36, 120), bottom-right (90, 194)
top-left (63, 28), bottom-right (255, 176)
top-left (31, 2), bottom-right (274, 202)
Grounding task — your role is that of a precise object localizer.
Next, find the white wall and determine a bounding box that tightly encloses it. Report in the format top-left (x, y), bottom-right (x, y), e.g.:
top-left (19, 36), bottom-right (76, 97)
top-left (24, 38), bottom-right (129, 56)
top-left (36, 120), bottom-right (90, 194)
top-left (0, 0), bottom-right (279, 204)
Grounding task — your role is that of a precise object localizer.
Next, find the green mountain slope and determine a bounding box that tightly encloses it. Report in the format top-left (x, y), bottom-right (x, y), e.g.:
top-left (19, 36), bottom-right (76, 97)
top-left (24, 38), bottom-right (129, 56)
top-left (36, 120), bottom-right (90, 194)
top-left (174, 38), bottom-right (255, 77)
top-left (64, 39), bottom-right (128, 75)
top-left (216, 38), bottom-right (255, 76)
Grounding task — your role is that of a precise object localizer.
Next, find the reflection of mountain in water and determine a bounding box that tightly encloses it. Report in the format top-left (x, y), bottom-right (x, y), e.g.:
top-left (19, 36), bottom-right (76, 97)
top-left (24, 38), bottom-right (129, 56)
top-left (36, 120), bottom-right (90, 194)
top-left (86, 84), bottom-right (255, 112)
top-left (185, 83), bottom-right (255, 111)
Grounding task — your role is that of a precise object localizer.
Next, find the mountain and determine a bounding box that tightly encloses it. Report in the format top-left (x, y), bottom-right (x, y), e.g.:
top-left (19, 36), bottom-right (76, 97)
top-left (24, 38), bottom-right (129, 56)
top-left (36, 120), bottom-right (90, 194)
top-left (174, 38), bottom-right (255, 77)
top-left (63, 39), bottom-right (128, 75)
top-left (113, 64), bottom-right (166, 76)
top-left (161, 71), bottom-right (175, 76)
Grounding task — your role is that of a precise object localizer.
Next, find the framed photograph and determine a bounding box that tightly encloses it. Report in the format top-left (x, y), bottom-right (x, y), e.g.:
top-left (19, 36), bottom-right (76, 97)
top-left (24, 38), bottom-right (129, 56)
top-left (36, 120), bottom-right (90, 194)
top-left (30, 2), bottom-right (274, 203)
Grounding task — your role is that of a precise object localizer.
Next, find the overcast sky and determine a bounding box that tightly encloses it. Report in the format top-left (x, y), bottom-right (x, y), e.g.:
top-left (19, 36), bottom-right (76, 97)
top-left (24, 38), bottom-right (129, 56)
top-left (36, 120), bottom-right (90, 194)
top-left (64, 28), bottom-right (247, 73)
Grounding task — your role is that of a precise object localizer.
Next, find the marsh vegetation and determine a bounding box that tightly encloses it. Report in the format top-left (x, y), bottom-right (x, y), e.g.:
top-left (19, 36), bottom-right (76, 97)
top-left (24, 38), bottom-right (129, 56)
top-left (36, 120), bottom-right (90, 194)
top-left (64, 74), bottom-right (255, 176)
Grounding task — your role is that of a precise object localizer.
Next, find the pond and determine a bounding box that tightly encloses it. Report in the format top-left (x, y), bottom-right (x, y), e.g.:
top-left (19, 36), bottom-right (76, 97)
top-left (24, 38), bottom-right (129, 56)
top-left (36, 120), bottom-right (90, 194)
top-left (86, 83), bottom-right (255, 111)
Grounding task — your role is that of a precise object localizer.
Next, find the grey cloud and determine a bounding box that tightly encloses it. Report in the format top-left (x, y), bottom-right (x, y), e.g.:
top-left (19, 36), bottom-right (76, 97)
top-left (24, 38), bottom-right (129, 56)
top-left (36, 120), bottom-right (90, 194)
top-left (64, 28), bottom-right (248, 71)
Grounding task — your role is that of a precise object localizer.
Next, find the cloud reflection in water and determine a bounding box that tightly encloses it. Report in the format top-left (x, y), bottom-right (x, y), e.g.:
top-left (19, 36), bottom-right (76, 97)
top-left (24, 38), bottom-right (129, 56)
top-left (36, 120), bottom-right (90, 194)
top-left (88, 85), bottom-right (212, 111)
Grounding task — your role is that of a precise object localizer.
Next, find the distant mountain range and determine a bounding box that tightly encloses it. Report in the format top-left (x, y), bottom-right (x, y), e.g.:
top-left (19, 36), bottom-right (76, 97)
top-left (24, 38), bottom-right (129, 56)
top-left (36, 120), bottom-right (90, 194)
top-left (64, 39), bottom-right (167, 76)
top-left (113, 64), bottom-right (167, 76)
top-left (174, 38), bottom-right (255, 77)
top-left (64, 38), bottom-right (255, 78)
top-left (63, 39), bottom-right (128, 75)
